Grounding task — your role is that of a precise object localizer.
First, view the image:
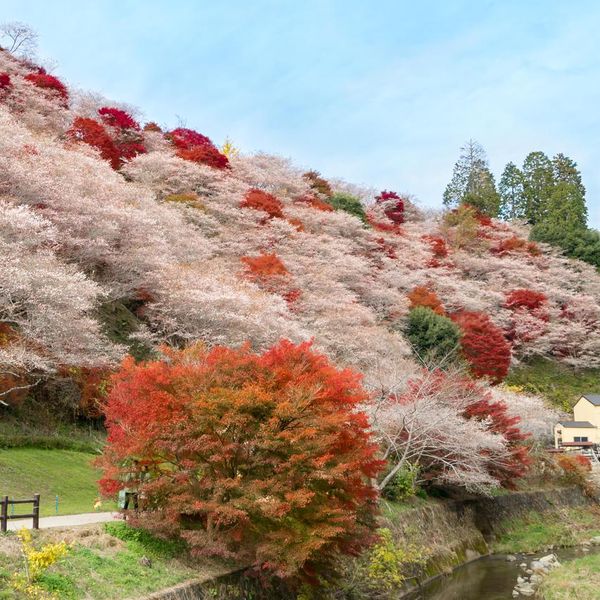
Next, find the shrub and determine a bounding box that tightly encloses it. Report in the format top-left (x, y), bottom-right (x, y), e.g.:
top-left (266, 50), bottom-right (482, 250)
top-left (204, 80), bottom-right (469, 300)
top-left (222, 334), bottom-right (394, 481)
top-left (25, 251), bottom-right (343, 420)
top-left (0, 72), bottom-right (11, 89)
top-left (375, 190), bottom-right (404, 224)
top-left (329, 193), bottom-right (367, 222)
top-left (556, 454), bottom-right (593, 491)
top-left (24, 68), bottom-right (68, 104)
top-left (303, 170), bottom-right (333, 197)
top-left (167, 127), bottom-right (229, 169)
top-left (241, 188), bottom-right (284, 219)
top-left (98, 107), bottom-right (140, 130)
top-left (380, 465), bottom-right (419, 502)
top-left (365, 529), bottom-right (427, 592)
top-left (442, 205), bottom-right (479, 248)
top-left (99, 341), bottom-right (383, 581)
top-left (294, 193), bottom-right (333, 212)
top-left (405, 306), bottom-right (461, 365)
top-left (407, 286), bottom-right (444, 315)
top-left (492, 236), bottom-right (540, 256)
top-left (67, 117), bottom-right (121, 169)
top-left (422, 235), bottom-right (449, 259)
top-left (451, 311), bottom-right (512, 383)
top-left (241, 252), bottom-right (289, 280)
top-left (504, 289), bottom-right (547, 311)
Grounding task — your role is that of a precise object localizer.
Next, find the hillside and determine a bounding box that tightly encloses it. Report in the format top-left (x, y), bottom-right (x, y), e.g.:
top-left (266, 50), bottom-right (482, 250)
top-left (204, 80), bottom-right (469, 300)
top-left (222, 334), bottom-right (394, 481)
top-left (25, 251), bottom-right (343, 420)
top-left (2, 47), bottom-right (599, 439)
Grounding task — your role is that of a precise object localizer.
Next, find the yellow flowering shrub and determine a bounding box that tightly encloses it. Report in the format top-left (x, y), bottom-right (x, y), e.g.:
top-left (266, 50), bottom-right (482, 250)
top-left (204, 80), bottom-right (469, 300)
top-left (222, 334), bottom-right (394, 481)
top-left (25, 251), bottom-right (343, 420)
top-left (366, 528), bottom-right (428, 591)
top-left (10, 528), bottom-right (70, 599)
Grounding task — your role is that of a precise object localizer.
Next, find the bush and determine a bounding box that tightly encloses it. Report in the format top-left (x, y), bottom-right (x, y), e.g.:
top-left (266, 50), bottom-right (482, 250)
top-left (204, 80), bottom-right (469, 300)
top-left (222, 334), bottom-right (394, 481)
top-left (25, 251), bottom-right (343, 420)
top-left (451, 311), bottom-right (512, 383)
top-left (329, 193), bottom-right (367, 222)
top-left (381, 466), bottom-right (419, 502)
top-left (405, 307), bottom-right (461, 365)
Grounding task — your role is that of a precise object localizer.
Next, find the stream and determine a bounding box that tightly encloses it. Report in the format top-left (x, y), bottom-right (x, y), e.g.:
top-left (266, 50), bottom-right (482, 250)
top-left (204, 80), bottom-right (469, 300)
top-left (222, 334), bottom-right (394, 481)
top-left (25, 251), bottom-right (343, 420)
top-left (405, 546), bottom-right (600, 599)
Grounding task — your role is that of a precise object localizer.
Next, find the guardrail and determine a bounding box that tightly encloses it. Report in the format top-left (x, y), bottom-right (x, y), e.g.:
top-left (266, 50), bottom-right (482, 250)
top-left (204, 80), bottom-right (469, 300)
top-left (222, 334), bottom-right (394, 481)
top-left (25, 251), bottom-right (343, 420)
top-left (0, 494), bottom-right (40, 532)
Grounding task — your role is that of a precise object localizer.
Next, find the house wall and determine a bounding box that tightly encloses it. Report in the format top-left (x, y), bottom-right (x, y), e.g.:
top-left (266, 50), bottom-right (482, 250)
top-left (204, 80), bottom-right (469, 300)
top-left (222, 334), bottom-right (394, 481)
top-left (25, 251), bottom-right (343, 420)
top-left (573, 398), bottom-right (600, 427)
top-left (554, 424), bottom-right (600, 448)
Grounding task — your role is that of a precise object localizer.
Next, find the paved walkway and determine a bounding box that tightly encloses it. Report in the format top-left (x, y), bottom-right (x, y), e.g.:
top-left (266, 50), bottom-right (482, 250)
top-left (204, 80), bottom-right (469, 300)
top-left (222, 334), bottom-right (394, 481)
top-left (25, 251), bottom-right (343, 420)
top-left (6, 511), bottom-right (119, 531)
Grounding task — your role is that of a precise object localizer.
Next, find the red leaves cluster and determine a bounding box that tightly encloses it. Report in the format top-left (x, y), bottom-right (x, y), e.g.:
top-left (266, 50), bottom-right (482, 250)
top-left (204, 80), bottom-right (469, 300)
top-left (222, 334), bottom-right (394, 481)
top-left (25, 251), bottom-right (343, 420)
top-left (422, 234), bottom-right (449, 267)
top-left (556, 453), bottom-right (592, 490)
top-left (303, 170), bottom-right (333, 197)
top-left (451, 311), bottom-right (511, 384)
top-left (99, 340), bottom-right (382, 579)
top-left (376, 190), bottom-right (405, 224)
top-left (67, 112), bottom-right (146, 170)
top-left (408, 286), bottom-right (445, 315)
top-left (0, 72), bottom-right (11, 90)
top-left (242, 252), bottom-right (289, 280)
top-left (68, 117), bottom-right (122, 169)
top-left (241, 253), bottom-right (301, 305)
top-left (98, 107), bottom-right (140, 130)
top-left (241, 188), bottom-right (284, 219)
top-left (462, 387), bottom-right (530, 486)
top-left (504, 289), bottom-right (547, 311)
top-left (492, 236), bottom-right (540, 257)
top-left (24, 68), bottom-right (68, 104)
top-left (167, 127), bottom-right (229, 170)
top-left (294, 193), bottom-right (333, 212)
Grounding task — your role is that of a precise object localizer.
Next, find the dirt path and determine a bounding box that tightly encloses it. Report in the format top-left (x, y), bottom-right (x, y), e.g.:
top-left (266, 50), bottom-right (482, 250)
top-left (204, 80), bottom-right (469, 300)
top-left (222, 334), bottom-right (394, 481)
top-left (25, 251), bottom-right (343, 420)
top-left (6, 511), bottom-right (119, 531)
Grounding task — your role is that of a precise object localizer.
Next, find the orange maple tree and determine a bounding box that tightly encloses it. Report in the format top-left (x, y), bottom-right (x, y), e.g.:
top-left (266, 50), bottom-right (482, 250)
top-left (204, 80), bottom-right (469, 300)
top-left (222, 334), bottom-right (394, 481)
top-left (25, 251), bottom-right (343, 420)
top-left (99, 340), bottom-right (382, 580)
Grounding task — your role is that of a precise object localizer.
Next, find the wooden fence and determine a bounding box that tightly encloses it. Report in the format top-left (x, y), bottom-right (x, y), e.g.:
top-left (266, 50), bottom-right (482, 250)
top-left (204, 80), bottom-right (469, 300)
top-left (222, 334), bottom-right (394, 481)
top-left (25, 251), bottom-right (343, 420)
top-left (0, 494), bottom-right (40, 532)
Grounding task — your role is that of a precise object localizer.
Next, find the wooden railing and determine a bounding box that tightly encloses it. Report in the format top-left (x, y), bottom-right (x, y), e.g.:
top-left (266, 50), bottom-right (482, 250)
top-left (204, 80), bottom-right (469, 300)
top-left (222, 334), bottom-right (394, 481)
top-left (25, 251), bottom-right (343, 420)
top-left (0, 494), bottom-right (40, 532)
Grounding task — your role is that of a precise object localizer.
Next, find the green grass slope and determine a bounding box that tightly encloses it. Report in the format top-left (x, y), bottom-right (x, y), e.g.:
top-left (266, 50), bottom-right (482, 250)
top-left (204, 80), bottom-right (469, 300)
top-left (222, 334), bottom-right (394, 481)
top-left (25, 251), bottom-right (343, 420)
top-left (0, 448), bottom-right (112, 516)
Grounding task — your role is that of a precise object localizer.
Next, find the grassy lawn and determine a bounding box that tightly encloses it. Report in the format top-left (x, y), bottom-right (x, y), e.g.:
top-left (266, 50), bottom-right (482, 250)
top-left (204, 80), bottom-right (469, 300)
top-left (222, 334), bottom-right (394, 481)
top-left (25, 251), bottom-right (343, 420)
top-left (491, 506), bottom-right (600, 554)
top-left (0, 522), bottom-right (231, 599)
top-left (506, 357), bottom-right (600, 411)
top-left (538, 552), bottom-right (600, 600)
top-left (0, 448), bottom-right (114, 517)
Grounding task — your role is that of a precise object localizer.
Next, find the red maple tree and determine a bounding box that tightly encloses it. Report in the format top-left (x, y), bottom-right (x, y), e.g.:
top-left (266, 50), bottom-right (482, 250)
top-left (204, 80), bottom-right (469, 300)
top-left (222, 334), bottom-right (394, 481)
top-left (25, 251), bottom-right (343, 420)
top-left (99, 341), bottom-right (382, 580)
top-left (166, 127), bottom-right (229, 169)
top-left (24, 68), bottom-right (69, 104)
top-left (241, 189), bottom-right (284, 220)
top-left (451, 311), bottom-right (511, 383)
top-left (408, 286), bottom-right (445, 315)
top-left (504, 289), bottom-right (547, 311)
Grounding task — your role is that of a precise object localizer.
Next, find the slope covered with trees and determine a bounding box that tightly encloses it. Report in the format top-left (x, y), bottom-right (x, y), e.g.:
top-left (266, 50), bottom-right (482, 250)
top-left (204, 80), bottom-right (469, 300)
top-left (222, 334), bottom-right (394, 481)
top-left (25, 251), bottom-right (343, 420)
top-left (0, 32), bottom-right (597, 582)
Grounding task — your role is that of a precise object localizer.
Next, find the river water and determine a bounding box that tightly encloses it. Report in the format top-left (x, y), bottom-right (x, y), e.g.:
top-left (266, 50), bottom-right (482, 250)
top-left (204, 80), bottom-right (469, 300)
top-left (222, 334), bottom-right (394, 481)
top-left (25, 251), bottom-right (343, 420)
top-left (405, 546), bottom-right (599, 599)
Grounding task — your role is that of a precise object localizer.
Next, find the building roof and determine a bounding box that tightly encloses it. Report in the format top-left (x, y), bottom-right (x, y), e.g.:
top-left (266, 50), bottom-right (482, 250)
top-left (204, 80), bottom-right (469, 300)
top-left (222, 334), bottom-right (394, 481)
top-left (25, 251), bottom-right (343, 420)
top-left (557, 421), bottom-right (597, 428)
top-left (581, 394), bottom-right (600, 406)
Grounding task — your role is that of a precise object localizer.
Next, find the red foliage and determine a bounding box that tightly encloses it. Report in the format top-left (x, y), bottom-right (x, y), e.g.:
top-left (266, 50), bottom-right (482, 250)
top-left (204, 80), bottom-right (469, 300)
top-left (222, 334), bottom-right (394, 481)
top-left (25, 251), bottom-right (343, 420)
top-left (98, 107), bottom-right (140, 130)
top-left (451, 311), bottom-right (512, 384)
top-left (167, 127), bottom-right (229, 170)
top-left (422, 235), bottom-right (449, 259)
top-left (241, 189), bottom-right (284, 220)
top-left (67, 117), bottom-right (121, 169)
top-left (373, 237), bottom-right (397, 260)
top-left (375, 190), bottom-right (405, 224)
top-left (462, 385), bottom-right (530, 486)
top-left (303, 170), bottom-right (333, 197)
top-left (286, 217), bottom-right (305, 232)
top-left (24, 69), bottom-right (68, 104)
top-left (294, 193), bottom-right (333, 212)
top-left (99, 341), bottom-right (383, 579)
top-left (366, 214), bottom-right (403, 235)
top-left (242, 253), bottom-right (289, 280)
top-left (556, 454), bottom-right (592, 489)
top-left (408, 286), bottom-right (445, 315)
top-left (143, 122), bottom-right (162, 132)
top-left (0, 72), bottom-right (11, 90)
top-left (504, 289), bottom-right (548, 311)
top-left (492, 236), bottom-right (540, 257)
top-left (176, 144), bottom-right (229, 169)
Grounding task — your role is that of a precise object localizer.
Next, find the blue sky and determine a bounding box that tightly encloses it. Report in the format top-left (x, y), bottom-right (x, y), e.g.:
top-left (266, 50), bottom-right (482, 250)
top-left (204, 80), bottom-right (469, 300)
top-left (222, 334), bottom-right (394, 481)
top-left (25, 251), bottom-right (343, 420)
top-left (4, 1), bottom-right (600, 226)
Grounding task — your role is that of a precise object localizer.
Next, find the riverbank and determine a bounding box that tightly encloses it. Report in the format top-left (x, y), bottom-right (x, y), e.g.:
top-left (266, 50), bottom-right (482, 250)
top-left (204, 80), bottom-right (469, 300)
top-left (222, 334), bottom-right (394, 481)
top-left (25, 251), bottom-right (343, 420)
top-left (538, 551), bottom-right (600, 599)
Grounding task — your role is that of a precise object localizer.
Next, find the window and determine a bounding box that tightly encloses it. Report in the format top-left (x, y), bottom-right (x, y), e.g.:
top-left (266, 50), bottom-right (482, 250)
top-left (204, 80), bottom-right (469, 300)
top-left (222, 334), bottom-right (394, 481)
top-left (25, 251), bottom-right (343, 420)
top-left (574, 437), bottom-right (589, 442)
